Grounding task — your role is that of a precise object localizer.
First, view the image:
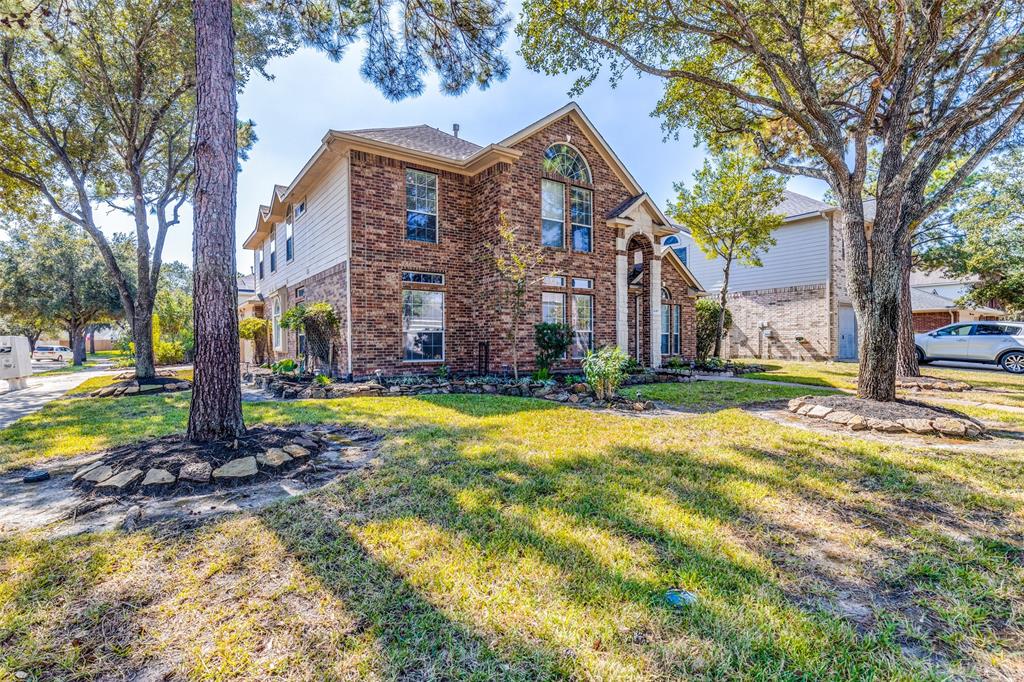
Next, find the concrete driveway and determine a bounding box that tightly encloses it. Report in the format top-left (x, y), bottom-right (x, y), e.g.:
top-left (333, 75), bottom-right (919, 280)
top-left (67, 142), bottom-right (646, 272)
top-left (0, 367), bottom-right (119, 429)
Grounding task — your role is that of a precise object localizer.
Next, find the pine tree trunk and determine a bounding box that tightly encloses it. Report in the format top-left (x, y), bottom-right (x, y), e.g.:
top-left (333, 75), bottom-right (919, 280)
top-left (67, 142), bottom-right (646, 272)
top-left (896, 242), bottom-right (920, 377)
top-left (134, 309), bottom-right (157, 378)
top-left (187, 0), bottom-right (245, 442)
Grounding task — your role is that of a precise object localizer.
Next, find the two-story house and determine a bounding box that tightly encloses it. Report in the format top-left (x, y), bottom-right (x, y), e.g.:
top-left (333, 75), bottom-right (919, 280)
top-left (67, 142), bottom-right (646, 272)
top-left (242, 103), bottom-right (703, 378)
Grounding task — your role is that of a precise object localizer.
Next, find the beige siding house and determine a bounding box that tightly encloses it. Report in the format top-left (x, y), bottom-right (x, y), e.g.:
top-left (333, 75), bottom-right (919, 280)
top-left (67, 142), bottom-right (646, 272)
top-left (670, 191), bottom-right (858, 361)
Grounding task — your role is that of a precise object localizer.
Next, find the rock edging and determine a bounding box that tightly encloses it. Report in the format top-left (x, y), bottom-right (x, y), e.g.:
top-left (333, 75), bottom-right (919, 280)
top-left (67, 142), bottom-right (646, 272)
top-left (787, 396), bottom-right (984, 438)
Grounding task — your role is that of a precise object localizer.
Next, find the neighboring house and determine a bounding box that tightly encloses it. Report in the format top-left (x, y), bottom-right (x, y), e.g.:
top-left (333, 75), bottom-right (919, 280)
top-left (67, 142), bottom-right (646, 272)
top-left (237, 273), bottom-right (262, 366)
top-left (673, 191), bottom-right (855, 361)
top-left (909, 270), bottom-right (1005, 332)
top-left (242, 103), bottom-right (704, 378)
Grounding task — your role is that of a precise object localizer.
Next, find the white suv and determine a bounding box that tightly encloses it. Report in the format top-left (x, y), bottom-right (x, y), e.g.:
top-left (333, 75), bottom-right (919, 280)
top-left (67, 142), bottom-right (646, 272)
top-left (915, 322), bottom-right (1024, 374)
top-left (32, 345), bottom-right (72, 362)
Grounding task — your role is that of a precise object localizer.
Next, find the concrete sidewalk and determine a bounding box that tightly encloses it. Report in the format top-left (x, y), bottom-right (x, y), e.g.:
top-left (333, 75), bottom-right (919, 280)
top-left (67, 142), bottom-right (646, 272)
top-left (0, 369), bottom-right (119, 429)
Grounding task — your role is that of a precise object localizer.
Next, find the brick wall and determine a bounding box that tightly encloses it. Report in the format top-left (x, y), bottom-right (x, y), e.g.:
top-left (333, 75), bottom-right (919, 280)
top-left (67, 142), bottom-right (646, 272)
top-left (913, 311), bottom-right (957, 332)
top-left (266, 261), bottom-right (348, 372)
top-left (726, 284), bottom-right (831, 360)
top-left (660, 261), bottom-right (697, 360)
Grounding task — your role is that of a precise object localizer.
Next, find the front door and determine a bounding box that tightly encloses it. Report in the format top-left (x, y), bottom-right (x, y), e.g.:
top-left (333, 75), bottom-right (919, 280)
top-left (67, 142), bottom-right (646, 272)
top-left (838, 306), bottom-right (858, 360)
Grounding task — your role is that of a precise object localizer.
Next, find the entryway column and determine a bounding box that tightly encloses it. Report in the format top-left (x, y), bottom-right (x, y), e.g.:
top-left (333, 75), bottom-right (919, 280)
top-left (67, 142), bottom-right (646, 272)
top-left (650, 256), bottom-right (662, 368)
top-left (616, 248), bottom-right (628, 352)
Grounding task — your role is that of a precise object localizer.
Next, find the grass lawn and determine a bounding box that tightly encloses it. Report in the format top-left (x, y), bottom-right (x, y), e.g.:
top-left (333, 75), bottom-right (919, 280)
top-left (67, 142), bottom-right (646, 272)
top-left (747, 361), bottom-right (1024, 406)
top-left (64, 368), bottom-right (194, 397)
top-left (623, 380), bottom-right (837, 408)
top-left (32, 360), bottom-right (100, 376)
top-left (2, 393), bottom-right (1023, 680)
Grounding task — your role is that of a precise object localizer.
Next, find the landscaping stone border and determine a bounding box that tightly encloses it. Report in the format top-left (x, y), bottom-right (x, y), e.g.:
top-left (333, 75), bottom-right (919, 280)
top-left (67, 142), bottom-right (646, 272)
top-left (897, 376), bottom-right (972, 392)
top-left (787, 395), bottom-right (984, 438)
top-left (86, 370), bottom-right (192, 398)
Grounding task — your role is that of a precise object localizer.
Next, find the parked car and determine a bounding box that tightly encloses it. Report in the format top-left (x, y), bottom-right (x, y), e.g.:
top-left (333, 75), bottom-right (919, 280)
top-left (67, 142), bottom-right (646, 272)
top-left (32, 344), bottom-right (72, 362)
top-left (915, 322), bottom-right (1024, 373)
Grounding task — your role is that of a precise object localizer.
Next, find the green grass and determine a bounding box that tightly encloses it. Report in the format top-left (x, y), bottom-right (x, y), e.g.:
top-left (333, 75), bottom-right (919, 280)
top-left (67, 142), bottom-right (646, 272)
top-left (65, 368), bottom-right (194, 397)
top-left (33, 360), bottom-right (100, 376)
top-left (623, 380), bottom-right (837, 407)
top-left (748, 361), bottom-right (1024, 406)
top-left (2, 393), bottom-right (1023, 679)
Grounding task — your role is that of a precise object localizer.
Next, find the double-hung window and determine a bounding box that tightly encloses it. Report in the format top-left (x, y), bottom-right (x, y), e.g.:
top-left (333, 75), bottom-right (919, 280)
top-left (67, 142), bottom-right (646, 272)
top-left (542, 292), bottom-right (566, 324)
top-left (672, 305), bottom-right (681, 355)
top-left (256, 249), bottom-right (264, 280)
top-left (541, 179), bottom-right (565, 247)
top-left (402, 289), bottom-right (444, 361)
top-left (272, 298), bottom-right (282, 350)
top-left (406, 170), bottom-right (438, 242)
top-left (570, 187), bottom-right (592, 252)
top-left (285, 207), bottom-right (294, 261)
top-left (661, 304), bottom-right (671, 355)
top-left (270, 231), bottom-right (277, 272)
top-left (571, 294), bottom-right (594, 358)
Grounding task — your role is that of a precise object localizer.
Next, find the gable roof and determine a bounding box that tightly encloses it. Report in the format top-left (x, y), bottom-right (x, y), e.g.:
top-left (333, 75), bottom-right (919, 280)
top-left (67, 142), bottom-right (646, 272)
top-left (344, 124), bottom-right (482, 160)
top-left (661, 245), bottom-right (706, 292)
top-left (910, 287), bottom-right (1003, 315)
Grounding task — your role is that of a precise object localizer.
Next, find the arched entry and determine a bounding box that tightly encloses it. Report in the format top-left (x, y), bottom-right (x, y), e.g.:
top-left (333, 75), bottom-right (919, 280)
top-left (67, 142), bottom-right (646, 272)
top-left (625, 234), bottom-right (655, 366)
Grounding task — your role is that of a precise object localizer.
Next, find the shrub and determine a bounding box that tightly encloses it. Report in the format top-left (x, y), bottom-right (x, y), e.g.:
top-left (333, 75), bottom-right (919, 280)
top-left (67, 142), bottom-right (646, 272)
top-left (534, 322), bottom-right (573, 371)
top-left (695, 298), bottom-right (733, 361)
top-left (622, 357), bottom-right (644, 374)
top-left (532, 367), bottom-right (551, 381)
top-left (314, 374), bottom-right (331, 386)
top-left (666, 356), bottom-right (687, 370)
top-left (280, 302), bottom-right (339, 370)
top-left (581, 345), bottom-right (629, 400)
top-left (239, 317), bottom-right (270, 365)
top-left (272, 358), bottom-right (298, 374)
top-left (154, 340), bottom-right (185, 365)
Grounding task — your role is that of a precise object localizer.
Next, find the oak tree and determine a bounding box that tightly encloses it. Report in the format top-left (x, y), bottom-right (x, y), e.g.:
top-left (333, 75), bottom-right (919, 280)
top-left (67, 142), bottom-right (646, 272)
top-left (520, 0), bottom-right (1024, 400)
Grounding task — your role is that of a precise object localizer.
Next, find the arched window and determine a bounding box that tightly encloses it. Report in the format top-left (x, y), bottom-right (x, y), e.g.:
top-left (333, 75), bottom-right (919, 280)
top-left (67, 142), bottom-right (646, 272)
top-left (662, 235), bottom-right (679, 246)
top-left (543, 144), bottom-right (591, 183)
top-left (661, 287), bottom-right (671, 300)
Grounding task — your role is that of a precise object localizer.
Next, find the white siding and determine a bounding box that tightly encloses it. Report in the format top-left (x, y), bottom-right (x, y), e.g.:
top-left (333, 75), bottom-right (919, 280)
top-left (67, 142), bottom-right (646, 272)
top-left (254, 155), bottom-right (349, 296)
top-left (674, 216), bottom-right (829, 293)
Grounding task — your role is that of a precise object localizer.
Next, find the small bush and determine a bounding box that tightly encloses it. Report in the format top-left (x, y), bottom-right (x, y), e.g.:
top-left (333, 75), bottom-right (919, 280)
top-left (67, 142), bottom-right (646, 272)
top-left (666, 356), bottom-right (687, 370)
top-left (272, 358), bottom-right (298, 374)
top-left (622, 357), bottom-right (644, 374)
top-left (314, 374), bottom-right (331, 386)
top-left (532, 367), bottom-right (551, 381)
top-left (154, 340), bottom-right (185, 365)
top-left (581, 345), bottom-right (629, 400)
top-left (534, 322), bottom-right (573, 371)
top-left (696, 298), bottom-right (733, 361)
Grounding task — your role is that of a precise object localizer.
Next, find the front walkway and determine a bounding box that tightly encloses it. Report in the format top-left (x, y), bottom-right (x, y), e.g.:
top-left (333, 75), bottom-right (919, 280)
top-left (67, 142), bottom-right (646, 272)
top-left (0, 369), bottom-right (119, 429)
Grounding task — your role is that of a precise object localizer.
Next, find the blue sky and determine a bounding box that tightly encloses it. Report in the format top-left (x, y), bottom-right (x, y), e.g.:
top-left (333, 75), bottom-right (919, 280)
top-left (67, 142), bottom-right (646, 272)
top-left (144, 30), bottom-right (828, 269)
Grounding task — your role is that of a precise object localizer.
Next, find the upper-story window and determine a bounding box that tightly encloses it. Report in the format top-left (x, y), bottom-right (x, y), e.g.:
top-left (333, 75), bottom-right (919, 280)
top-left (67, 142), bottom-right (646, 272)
top-left (543, 143), bottom-right (591, 183)
top-left (570, 187), bottom-right (592, 252)
top-left (256, 249), bottom-right (264, 280)
top-left (541, 179), bottom-right (565, 247)
top-left (285, 207), bottom-right (294, 262)
top-left (406, 169), bottom-right (438, 243)
top-left (269, 232), bottom-right (277, 272)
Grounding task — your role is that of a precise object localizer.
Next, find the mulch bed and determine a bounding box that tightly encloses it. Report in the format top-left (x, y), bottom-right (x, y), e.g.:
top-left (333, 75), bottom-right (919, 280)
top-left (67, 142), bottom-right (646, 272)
top-left (71, 424), bottom-right (379, 498)
top-left (788, 394), bottom-right (985, 438)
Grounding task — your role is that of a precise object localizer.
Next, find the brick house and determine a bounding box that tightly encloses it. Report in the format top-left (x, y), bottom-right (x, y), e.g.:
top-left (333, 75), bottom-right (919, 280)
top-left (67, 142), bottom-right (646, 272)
top-left (242, 103), bottom-right (703, 378)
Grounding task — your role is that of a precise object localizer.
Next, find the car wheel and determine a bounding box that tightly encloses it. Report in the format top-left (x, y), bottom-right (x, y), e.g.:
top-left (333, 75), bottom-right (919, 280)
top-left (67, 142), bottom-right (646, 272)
top-left (1001, 351), bottom-right (1024, 374)
top-left (56, 355), bottom-right (63, 362)
top-left (916, 347), bottom-right (931, 365)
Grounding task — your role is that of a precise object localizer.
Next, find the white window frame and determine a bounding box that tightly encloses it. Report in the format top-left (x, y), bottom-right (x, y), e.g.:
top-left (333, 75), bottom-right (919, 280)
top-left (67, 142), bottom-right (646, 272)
top-left (541, 179), bottom-right (565, 248)
top-left (672, 304), bottom-right (682, 355)
top-left (272, 297), bottom-right (282, 351)
top-left (406, 170), bottom-right (438, 243)
top-left (402, 289), bottom-right (445, 362)
top-left (285, 207), bottom-right (294, 262)
top-left (542, 275), bottom-right (565, 287)
top-left (542, 291), bottom-right (566, 324)
top-left (570, 187), bottom-right (593, 253)
top-left (661, 304), bottom-right (671, 355)
top-left (571, 294), bottom-right (594, 359)
top-left (572, 277), bottom-right (593, 290)
top-left (402, 271), bottom-right (445, 285)
top-left (270, 229), bottom-right (277, 272)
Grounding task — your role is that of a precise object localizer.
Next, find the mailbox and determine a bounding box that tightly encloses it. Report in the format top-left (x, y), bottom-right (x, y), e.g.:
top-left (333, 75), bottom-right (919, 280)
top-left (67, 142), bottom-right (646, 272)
top-left (0, 336), bottom-right (32, 390)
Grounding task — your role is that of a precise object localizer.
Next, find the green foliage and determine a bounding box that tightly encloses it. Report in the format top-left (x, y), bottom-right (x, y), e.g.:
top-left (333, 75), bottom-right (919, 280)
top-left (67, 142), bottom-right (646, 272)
top-left (669, 152), bottom-right (783, 270)
top-left (563, 374), bottom-right (584, 386)
top-left (314, 374), bottom-right (331, 387)
top-left (534, 322), bottom-right (573, 371)
top-left (154, 340), bottom-right (185, 365)
top-left (531, 368), bottom-right (551, 381)
top-left (581, 345), bottom-right (629, 400)
top-left (154, 262), bottom-right (194, 351)
top-left (434, 365), bottom-right (450, 379)
top-left (916, 151), bottom-right (1024, 316)
top-left (666, 357), bottom-right (687, 370)
top-left (621, 357), bottom-right (644, 374)
top-left (272, 359), bottom-right (298, 375)
top-left (696, 299), bottom-right (732, 361)
top-left (279, 302), bottom-right (339, 369)
top-left (238, 317), bottom-right (269, 340)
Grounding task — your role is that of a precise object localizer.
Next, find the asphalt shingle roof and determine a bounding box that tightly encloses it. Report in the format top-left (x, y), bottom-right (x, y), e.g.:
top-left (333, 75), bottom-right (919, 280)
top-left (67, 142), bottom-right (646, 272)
top-left (344, 125), bottom-right (482, 160)
top-left (776, 190), bottom-right (834, 218)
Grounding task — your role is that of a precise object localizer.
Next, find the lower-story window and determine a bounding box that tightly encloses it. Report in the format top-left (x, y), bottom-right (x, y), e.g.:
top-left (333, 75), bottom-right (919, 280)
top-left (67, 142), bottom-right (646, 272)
top-left (661, 304), bottom-right (671, 355)
top-left (672, 304), bottom-right (681, 355)
top-left (571, 294), bottom-right (594, 359)
top-left (272, 297), bottom-right (282, 351)
top-left (402, 289), bottom-right (444, 361)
